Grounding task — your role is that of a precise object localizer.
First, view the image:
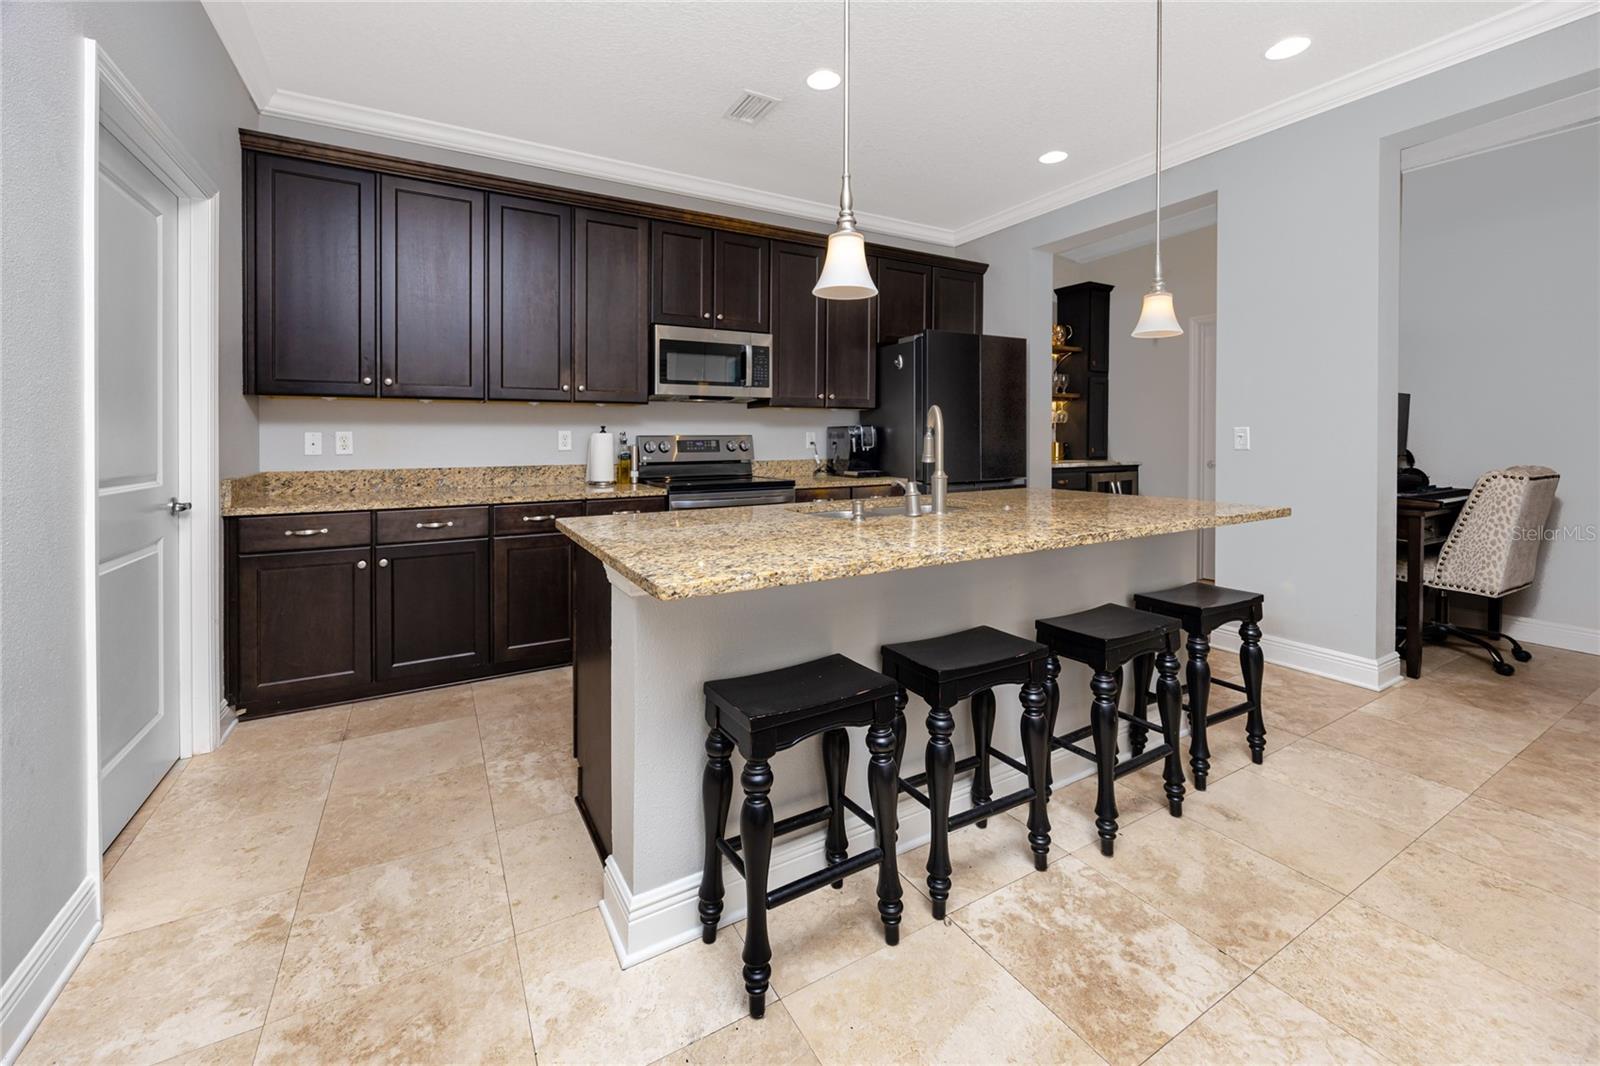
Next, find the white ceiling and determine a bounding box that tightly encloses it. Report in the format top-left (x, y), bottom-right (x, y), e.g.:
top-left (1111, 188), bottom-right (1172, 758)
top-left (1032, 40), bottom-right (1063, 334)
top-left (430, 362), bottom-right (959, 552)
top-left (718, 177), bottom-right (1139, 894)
top-left (204, 1), bottom-right (1587, 245)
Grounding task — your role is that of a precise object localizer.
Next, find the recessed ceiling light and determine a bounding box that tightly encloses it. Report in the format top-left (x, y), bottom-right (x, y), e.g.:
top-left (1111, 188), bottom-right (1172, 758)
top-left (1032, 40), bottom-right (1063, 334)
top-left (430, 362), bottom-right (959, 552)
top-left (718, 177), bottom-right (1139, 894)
top-left (1264, 36), bottom-right (1311, 61)
top-left (1038, 149), bottom-right (1070, 165)
top-left (806, 68), bottom-right (841, 91)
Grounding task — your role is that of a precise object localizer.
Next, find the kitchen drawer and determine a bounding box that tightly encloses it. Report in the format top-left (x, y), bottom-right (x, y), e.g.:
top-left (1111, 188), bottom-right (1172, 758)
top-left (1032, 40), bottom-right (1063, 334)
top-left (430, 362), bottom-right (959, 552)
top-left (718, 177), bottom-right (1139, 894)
top-left (795, 486), bottom-right (853, 502)
top-left (493, 500), bottom-right (584, 535)
top-left (1052, 470), bottom-right (1088, 491)
top-left (237, 511), bottom-right (372, 554)
top-left (584, 497), bottom-right (667, 517)
top-left (375, 506), bottom-right (490, 543)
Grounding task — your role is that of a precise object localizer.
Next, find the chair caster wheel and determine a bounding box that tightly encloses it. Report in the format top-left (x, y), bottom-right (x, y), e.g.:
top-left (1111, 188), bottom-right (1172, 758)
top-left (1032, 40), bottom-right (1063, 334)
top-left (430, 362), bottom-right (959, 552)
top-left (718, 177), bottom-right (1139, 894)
top-left (1512, 648), bottom-right (1532, 662)
top-left (1494, 661), bottom-right (1515, 676)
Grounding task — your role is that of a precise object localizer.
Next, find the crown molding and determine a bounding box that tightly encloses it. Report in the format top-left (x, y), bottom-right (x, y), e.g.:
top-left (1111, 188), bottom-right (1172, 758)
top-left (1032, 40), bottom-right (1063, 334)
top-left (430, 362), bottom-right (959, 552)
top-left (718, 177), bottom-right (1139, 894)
top-left (200, 0), bottom-right (275, 110)
top-left (258, 90), bottom-right (956, 247)
top-left (951, 0), bottom-right (1599, 245)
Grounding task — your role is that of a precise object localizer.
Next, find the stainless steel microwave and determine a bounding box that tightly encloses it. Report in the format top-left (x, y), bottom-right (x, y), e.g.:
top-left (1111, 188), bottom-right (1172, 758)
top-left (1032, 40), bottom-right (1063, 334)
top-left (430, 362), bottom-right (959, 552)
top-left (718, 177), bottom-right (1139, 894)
top-left (651, 325), bottom-right (772, 401)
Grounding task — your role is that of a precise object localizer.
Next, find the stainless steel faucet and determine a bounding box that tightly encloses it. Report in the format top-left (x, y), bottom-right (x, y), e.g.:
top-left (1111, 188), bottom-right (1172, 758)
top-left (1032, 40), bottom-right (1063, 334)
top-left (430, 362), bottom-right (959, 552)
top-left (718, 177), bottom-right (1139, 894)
top-left (920, 404), bottom-right (948, 515)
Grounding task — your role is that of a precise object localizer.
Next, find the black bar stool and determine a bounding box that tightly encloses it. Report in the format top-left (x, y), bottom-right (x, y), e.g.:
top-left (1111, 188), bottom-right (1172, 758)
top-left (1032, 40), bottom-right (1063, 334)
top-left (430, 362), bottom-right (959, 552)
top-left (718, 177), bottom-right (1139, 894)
top-left (1034, 605), bottom-right (1186, 856)
top-left (700, 654), bottom-right (902, 1019)
top-left (879, 626), bottom-right (1052, 919)
top-left (1133, 583), bottom-right (1266, 790)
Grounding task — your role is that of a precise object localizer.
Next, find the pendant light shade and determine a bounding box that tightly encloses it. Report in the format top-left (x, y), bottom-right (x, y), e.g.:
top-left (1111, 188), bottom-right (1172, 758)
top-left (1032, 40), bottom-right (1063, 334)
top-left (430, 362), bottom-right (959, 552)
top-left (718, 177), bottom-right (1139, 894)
top-left (1132, 0), bottom-right (1182, 339)
top-left (814, 0), bottom-right (877, 300)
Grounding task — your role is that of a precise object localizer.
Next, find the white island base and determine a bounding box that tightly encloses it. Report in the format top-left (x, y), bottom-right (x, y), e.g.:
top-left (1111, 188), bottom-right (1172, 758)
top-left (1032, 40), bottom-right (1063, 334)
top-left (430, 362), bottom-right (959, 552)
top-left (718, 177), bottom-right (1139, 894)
top-left (595, 534), bottom-right (1202, 967)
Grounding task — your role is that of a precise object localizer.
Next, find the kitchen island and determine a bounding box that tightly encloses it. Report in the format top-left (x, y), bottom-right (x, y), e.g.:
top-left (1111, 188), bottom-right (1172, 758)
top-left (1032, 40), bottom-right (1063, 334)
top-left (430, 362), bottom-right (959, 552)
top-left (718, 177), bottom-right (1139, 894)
top-left (557, 488), bottom-right (1288, 966)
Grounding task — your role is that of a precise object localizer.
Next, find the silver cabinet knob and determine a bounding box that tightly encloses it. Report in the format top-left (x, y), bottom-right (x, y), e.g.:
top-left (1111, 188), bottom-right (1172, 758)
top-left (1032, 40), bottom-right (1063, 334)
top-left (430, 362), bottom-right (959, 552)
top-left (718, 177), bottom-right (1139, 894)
top-left (578, 384), bottom-right (586, 392)
top-left (362, 376), bottom-right (373, 385)
top-left (716, 313), bottom-right (724, 320)
top-left (356, 560), bottom-right (367, 570)
top-left (378, 558), bottom-right (389, 568)
top-left (702, 312), bottom-right (711, 319)
top-left (383, 376), bottom-right (394, 386)
top-left (828, 393), bottom-right (836, 400)
top-left (817, 393), bottom-right (824, 399)
top-left (562, 383), bottom-right (569, 391)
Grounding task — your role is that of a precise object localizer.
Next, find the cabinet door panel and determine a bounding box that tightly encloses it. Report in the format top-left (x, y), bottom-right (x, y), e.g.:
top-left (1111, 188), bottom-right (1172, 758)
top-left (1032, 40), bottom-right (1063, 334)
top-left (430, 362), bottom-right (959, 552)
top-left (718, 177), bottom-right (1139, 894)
top-left (875, 259), bottom-right (930, 342)
top-left (576, 210), bottom-right (650, 402)
top-left (824, 266), bottom-right (879, 409)
top-left (931, 267), bottom-right (983, 334)
top-left (375, 539), bottom-right (490, 680)
top-left (768, 240), bottom-right (825, 407)
top-left (713, 231), bottom-right (770, 331)
top-left (1087, 373), bottom-right (1109, 460)
top-left (237, 547), bottom-right (372, 705)
top-left (251, 155), bottom-right (377, 396)
top-left (488, 194), bottom-right (571, 400)
top-left (493, 534), bottom-right (572, 666)
top-left (651, 222), bottom-right (713, 326)
top-left (380, 176), bottom-right (485, 399)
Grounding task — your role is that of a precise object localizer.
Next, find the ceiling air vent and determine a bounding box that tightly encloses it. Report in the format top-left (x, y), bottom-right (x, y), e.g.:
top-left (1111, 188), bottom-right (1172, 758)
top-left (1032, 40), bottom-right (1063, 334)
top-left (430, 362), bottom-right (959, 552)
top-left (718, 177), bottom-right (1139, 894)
top-left (724, 90), bottom-right (782, 126)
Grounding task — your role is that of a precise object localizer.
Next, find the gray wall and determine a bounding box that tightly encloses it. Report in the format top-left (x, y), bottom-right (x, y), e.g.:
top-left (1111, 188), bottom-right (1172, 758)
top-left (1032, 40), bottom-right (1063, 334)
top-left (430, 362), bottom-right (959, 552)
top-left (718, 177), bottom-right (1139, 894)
top-left (0, 0), bottom-right (255, 991)
top-left (956, 17), bottom-right (1600, 668)
top-left (1399, 124), bottom-right (1600, 637)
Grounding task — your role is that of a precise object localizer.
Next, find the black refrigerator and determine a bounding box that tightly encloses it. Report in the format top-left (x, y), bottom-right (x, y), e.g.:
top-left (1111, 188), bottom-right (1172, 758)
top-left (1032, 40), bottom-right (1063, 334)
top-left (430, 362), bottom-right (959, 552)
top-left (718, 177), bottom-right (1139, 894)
top-left (871, 330), bottom-right (1027, 491)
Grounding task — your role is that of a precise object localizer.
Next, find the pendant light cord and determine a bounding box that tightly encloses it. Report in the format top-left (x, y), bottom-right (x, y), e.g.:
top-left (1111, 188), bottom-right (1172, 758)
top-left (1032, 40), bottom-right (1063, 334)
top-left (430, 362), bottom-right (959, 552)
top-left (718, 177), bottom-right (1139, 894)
top-left (837, 0), bottom-right (855, 230)
top-left (1152, 0), bottom-right (1165, 290)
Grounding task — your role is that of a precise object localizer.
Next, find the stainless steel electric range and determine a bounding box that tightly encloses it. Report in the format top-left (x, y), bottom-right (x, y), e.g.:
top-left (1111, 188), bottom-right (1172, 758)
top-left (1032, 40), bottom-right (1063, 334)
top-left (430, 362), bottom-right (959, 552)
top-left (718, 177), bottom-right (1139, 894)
top-left (633, 434), bottom-right (796, 510)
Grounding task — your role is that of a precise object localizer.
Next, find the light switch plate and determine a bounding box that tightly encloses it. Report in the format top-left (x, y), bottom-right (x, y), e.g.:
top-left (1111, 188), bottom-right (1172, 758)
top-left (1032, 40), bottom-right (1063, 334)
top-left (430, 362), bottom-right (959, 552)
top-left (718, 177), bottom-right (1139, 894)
top-left (304, 431), bottom-right (322, 456)
top-left (557, 430), bottom-right (573, 452)
top-left (335, 430), bottom-right (354, 455)
top-left (805, 431), bottom-right (817, 449)
top-left (1233, 427), bottom-right (1251, 450)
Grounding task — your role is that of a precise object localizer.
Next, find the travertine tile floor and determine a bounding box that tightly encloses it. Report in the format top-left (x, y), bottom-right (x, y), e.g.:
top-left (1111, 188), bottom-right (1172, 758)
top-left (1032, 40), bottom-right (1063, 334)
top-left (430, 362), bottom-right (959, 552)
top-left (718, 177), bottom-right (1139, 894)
top-left (23, 642), bottom-right (1600, 1065)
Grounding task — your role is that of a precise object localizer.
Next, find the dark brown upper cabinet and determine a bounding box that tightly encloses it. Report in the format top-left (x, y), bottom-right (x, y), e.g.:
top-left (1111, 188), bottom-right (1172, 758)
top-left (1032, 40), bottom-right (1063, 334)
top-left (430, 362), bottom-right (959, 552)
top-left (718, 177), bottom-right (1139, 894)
top-left (712, 230), bottom-right (770, 331)
top-left (487, 193), bottom-right (571, 401)
top-left (379, 176), bottom-right (485, 399)
top-left (876, 259), bottom-right (931, 343)
top-left (825, 262), bottom-right (880, 409)
top-left (768, 240), bottom-right (826, 407)
top-left (575, 209), bottom-right (650, 403)
top-left (651, 222), bottom-right (714, 326)
top-left (248, 155), bottom-right (377, 396)
top-left (931, 267), bottom-right (983, 334)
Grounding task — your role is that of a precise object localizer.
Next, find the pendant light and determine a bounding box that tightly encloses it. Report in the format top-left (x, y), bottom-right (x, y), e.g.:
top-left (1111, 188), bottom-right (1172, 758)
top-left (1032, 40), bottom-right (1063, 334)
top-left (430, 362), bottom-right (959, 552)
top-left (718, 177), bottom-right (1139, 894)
top-left (813, 0), bottom-right (878, 300)
top-left (1131, 0), bottom-right (1183, 339)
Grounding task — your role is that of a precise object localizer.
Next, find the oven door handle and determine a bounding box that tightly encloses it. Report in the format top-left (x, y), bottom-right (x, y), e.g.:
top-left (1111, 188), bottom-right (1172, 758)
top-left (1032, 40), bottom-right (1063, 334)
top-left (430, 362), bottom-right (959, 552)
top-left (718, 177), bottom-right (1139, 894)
top-left (669, 489), bottom-right (796, 510)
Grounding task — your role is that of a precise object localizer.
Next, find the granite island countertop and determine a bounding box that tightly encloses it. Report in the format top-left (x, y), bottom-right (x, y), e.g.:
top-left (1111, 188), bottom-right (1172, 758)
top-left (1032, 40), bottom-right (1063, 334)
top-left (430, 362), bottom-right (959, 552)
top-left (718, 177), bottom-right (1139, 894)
top-left (557, 487), bottom-right (1288, 601)
top-left (220, 463), bottom-right (904, 517)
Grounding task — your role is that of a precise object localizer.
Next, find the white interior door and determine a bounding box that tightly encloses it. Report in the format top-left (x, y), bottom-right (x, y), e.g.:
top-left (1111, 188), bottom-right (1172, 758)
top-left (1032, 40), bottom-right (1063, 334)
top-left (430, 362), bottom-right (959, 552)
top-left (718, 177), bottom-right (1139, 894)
top-left (1193, 317), bottom-right (1217, 581)
top-left (95, 124), bottom-right (184, 848)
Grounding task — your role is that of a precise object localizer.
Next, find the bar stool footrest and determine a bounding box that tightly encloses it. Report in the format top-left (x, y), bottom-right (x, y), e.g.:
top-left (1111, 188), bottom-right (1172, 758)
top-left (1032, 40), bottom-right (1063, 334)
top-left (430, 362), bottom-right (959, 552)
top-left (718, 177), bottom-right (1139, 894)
top-left (949, 786), bottom-right (1035, 832)
top-left (1204, 700), bottom-right (1254, 726)
top-left (767, 847), bottom-right (884, 909)
top-left (1210, 677), bottom-right (1248, 695)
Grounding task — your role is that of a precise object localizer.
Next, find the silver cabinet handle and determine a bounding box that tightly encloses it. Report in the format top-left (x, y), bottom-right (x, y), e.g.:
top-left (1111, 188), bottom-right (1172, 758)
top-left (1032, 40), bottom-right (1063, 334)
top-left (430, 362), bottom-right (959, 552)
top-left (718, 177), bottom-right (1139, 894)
top-left (168, 498), bottom-right (193, 515)
top-left (356, 560), bottom-right (367, 569)
top-left (285, 527), bottom-right (329, 537)
top-left (378, 558), bottom-right (389, 567)
top-left (383, 376), bottom-right (394, 386)
top-left (521, 514), bottom-right (557, 522)
top-left (415, 520), bottom-right (454, 529)
top-left (362, 376), bottom-right (373, 385)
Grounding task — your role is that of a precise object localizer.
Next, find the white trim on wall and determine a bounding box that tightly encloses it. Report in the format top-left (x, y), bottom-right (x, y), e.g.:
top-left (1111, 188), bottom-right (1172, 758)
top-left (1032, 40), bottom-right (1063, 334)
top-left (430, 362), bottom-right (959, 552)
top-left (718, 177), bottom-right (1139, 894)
top-left (1210, 626), bottom-right (1404, 692)
top-left (0, 879), bottom-right (99, 1065)
top-left (1401, 86), bottom-right (1599, 171)
top-left (1503, 614), bottom-right (1600, 655)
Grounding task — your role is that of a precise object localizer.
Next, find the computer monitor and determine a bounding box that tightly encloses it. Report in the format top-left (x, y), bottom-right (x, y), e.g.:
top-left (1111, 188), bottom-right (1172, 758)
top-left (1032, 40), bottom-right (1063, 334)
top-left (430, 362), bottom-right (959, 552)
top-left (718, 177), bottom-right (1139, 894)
top-left (1398, 392), bottom-right (1411, 462)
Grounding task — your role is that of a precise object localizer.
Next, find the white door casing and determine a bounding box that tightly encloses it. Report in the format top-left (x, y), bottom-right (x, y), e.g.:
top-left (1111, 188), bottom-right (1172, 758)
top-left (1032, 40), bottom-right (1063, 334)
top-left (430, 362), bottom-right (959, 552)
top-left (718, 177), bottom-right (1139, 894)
top-left (1190, 315), bottom-right (1217, 581)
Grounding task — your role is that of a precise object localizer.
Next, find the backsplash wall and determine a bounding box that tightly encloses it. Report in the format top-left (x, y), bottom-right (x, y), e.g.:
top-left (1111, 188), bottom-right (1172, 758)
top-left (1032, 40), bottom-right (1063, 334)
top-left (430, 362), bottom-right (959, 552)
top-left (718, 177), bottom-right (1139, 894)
top-left (256, 397), bottom-right (856, 471)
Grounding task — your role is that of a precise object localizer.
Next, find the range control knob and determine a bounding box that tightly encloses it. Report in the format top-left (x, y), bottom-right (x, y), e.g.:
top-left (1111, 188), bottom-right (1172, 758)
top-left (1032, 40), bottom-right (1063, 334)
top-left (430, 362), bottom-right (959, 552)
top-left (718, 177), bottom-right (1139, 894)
top-left (738, 440), bottom-right (750, 451)
top-left (725, 440), bottom-right (737, 452)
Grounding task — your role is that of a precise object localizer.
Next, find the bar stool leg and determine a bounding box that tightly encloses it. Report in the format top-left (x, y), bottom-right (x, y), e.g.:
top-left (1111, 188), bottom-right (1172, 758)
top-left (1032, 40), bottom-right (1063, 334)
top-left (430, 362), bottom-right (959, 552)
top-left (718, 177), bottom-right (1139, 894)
top-left (822, 728), bottom-right (850, 888)
top-left (867, 722), bottom-right (904, 945)
top-left (1155, 646), bottom-right (1186, 816)
top-left (891, 690), bottom-right (908, 834)
top-left (1090, 670), bottom-right (1121, 856)
top-left (1020, 679), bottom-right (1052, 870)
top-left (1240, 620), bottom-right (1267, 764)
top-left (1185, 631), bottom-right (1212, 790)
top-left (698, 727), bottom-right (734, 944)
top-left (924, 704), bottom-right (956, 920)
top-left (1042, 654), bottom-right (1061, 794)
top-left (739, 759), bottom-right (775, 1019)
top-left (969, 689), bottom-right (996, 828)
top-left (1129, 653), bottom-right (1154, 757)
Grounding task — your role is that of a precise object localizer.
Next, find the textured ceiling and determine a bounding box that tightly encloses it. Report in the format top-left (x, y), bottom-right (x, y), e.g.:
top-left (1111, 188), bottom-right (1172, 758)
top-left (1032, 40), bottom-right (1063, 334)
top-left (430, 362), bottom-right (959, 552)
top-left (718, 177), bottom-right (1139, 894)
top-left (210, 1), bottom-right (1559, 242)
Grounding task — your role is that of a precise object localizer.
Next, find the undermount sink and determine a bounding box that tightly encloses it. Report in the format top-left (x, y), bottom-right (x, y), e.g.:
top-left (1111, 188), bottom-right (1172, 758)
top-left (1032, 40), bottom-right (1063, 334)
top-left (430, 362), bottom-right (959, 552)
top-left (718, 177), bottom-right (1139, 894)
top-left (808, 501), bottom-right (955, 520)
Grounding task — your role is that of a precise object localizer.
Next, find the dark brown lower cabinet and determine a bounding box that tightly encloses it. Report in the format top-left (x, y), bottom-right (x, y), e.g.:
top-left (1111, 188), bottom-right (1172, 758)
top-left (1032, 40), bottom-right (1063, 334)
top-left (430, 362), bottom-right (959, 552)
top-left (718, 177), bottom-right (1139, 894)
top-left (493, 533), bottom-right (573, 666)
top-left (374, 538), bottom-right (490, 680)
top-left (235, 546), bottom-right (373, 707)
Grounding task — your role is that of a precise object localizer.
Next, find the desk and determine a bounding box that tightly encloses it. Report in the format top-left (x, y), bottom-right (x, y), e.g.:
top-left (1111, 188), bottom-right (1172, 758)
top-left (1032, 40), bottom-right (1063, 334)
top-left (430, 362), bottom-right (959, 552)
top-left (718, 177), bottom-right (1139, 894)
top-left (1397, 491), bottom-right (1468, 678)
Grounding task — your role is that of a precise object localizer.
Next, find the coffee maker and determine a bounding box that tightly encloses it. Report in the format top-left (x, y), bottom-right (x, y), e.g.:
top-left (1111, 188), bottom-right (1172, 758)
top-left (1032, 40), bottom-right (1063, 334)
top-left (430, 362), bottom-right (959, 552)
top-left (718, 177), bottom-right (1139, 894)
top-left (825, 425), bottom-right (884, 476)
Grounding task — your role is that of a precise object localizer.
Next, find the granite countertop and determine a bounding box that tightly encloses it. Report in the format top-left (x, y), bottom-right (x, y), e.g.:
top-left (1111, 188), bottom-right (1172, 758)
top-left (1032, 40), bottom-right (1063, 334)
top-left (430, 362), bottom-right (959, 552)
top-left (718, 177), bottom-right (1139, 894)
top-left (1052, 459), bottom-right (1141, 469)
top-left (219, 462), bottom-right (904, 517)
top-left (558, 487), bottom-right (1288, 601)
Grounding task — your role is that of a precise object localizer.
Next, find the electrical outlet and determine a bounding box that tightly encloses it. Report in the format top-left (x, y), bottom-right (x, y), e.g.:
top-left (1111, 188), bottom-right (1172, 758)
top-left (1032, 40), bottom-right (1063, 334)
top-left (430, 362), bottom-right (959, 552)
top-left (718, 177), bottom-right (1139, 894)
top-left (304, 431), bottom-right (322, 456)
top-left (335, 430), bottom-right (354, 455)
top-left (1233, 427), bottom-right (1251, 451)
top-left (557, 430), bottom-right (573, 452)
top-left (805, 431), bottom-right (817, 449)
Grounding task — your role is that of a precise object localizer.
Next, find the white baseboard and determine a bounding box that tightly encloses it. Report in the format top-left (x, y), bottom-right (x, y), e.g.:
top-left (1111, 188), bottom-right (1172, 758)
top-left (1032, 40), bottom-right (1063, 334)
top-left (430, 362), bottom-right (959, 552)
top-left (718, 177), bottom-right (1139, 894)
top-left (1210, 629), bottom-right (1398, 691)
top-left (600, 740), bottom-right (1126, 968)
top-left (1, 877), bottom-right (100, 1065)
top-left (1502, 614), bottom-right (1600, 656)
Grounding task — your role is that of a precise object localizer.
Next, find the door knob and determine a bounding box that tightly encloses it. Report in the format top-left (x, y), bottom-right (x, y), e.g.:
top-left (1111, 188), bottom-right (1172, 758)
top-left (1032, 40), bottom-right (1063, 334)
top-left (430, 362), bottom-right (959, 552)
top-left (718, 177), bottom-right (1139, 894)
top-left (168, 498), bottom-right (192, 516)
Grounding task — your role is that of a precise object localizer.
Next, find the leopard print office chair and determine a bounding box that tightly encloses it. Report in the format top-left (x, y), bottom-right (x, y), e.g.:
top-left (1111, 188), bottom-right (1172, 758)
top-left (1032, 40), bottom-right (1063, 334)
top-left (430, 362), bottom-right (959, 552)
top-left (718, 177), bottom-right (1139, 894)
top-left (1396, 466), bottom-right (1560, 675)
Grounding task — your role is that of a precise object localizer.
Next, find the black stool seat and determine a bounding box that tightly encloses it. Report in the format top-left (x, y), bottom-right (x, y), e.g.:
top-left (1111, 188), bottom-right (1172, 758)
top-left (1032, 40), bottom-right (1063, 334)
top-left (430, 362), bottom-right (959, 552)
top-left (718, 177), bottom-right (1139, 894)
top-left (1034, 603), bottom-right (1187, 856)
top-left (706, 653), bottom-right (900, 759)
top-left (1134, 581), bottom-right (1269, 787)
top-left (880, 626), bottom-right (1052, 918)
top-left (700, 654), bottom-right (902, 1020)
